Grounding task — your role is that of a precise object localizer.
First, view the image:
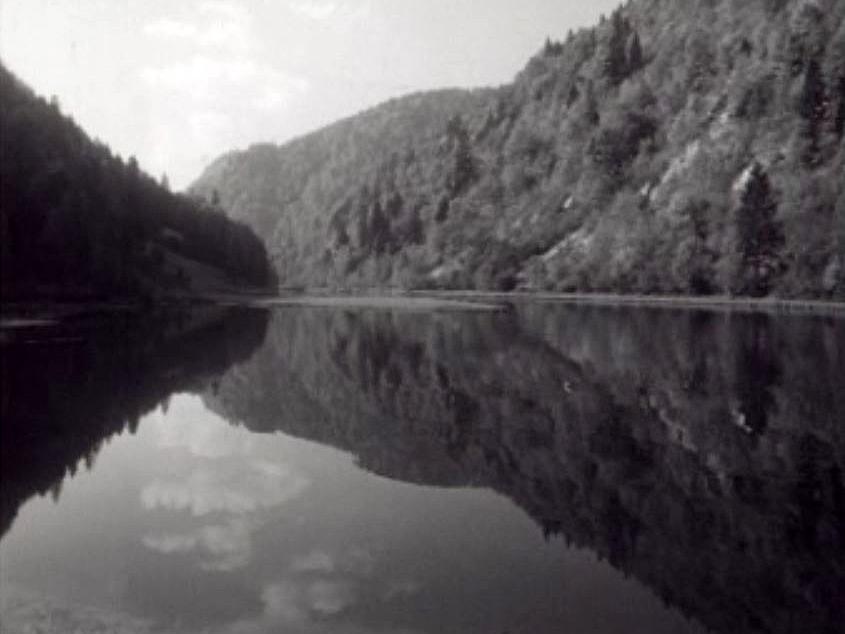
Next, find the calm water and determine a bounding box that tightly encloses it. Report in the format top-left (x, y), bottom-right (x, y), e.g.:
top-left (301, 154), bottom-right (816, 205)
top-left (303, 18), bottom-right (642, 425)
top-left (1, 302), bottom-right (843, 634)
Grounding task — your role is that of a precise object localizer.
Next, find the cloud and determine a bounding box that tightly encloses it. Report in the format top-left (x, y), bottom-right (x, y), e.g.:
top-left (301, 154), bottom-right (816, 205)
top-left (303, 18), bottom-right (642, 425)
top-left (138, 1), bottom-right (314, 188)
top-left (199, 0), bottom-right (251, 23)
top-left (144, 18), bottom-right (198, 41)
top-left (144, 1), bottom-right (252, 54)
top-left (141, 2), bottom-right (308, 109)
top-left (287, 1), bottom-right (372, 22)
top-left (137, 53), bottom-right (308, 187)
top-left (288, 1), bottom-right (339, 21)
top-left (141, 56), bottom-right (307, 104)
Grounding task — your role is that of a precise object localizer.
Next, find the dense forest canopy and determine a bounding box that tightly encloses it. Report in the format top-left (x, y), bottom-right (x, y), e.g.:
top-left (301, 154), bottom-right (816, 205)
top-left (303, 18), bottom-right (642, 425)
top-left (193, 0), bottom-right (845, 299)
top-left (0, 63), bottom-right (274, 301)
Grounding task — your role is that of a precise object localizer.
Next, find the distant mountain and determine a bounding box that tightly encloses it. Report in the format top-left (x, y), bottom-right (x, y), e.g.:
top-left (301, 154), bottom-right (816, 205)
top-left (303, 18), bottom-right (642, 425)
top-left (0, 64), bottom-right (274, 301)
top-left (192, 0), bottom-right (844, 299)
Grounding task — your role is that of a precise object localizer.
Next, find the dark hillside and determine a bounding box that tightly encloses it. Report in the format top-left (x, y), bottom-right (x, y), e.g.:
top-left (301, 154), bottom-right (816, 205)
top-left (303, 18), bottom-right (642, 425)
top-left (193, 0), bottom-right (844, 299)
top-left (0, 64), bottom-right (274, 301)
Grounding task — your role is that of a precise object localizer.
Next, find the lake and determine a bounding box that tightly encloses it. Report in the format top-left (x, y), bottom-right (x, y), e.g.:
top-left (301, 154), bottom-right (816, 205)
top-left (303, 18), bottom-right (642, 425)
top-left (1, 300), bottom-right (843, 634)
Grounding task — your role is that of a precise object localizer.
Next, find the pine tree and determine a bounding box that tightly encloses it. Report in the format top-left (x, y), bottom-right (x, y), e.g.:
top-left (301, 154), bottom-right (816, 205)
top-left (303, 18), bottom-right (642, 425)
top-left (446, 116), bottom-right (477, 197)
top-left (687, 199), bottom-right (715, 294)
top-left (627, 30), bottom-right (644, 74)
top-left (603, 11), bottom-right (630, 85)
top-left (583, 80), bottom-right (600, 126)
top-left (127, 156), bottom-right (139, 177)
top-left (835, 193), bottom-right (845, 297)
top-left (799, 58), bottom-right (827, 164)
top-left (543, 37), bottom-right (563, 57)
top-left (368, 199), bottom-right (390, 255)
top-left (735, 164), bottom-right (785, 297)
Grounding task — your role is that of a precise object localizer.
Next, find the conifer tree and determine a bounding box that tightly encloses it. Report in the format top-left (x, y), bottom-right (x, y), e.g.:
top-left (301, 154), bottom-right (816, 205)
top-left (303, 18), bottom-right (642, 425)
top-left (603, 11), bottom-right (630, 85)
top-left (446, 115), bottom-right (477, 197)
top-left (584, 80), bottom-right (600, 126)
top-left (799, 58), bottom-right (827, 164)
top-left (687, 199), bottom-right (715, 294)
top-left (735, 164), bottom-right (785, 296)
top-left (627, 31), bottom-right (644, 73)
top-left (369, 199), bottom-right (390, 255)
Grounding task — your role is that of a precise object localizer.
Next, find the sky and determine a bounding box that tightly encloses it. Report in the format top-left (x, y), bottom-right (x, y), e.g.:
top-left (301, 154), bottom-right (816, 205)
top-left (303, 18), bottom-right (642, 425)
top-left (0, 0), bottom-right (620, 189)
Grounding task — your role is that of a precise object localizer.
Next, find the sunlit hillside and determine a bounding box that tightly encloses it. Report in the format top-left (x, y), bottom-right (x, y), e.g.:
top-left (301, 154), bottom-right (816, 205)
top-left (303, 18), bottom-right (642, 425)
top-left (193, 0), bottom-right (844, 299)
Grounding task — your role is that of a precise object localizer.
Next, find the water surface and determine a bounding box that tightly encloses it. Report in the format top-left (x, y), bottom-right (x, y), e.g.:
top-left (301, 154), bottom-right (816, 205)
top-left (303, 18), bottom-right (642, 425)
top-left (1, 302), bottom-right (843, 634)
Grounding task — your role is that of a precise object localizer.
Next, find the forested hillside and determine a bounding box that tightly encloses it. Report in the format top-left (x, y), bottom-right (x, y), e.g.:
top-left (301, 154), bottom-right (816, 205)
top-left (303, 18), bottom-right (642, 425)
top-left (193, 0), bottom-right (845, 299)
top-left (0, 64), bottom-right (274, 301)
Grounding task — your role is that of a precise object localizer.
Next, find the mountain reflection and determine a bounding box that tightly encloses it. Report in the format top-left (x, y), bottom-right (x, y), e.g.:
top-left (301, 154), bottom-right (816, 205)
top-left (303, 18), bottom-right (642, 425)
top-left (0, 306), bottom-right (269, 537)
top-left (2, 302), bottom-right (843, 634)
top-left (205, 305), bottom-right (844, 634)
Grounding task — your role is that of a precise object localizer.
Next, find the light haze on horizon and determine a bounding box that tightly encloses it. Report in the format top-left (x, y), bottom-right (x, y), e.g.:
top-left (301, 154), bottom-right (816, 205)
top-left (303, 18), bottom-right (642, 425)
top-left (0, 0), bottom-right (620, 189)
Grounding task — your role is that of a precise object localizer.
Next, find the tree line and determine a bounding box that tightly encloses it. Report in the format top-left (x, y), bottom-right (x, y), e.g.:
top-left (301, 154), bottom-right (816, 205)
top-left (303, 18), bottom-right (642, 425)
top-left (1, 63), bottom-right (275, 301)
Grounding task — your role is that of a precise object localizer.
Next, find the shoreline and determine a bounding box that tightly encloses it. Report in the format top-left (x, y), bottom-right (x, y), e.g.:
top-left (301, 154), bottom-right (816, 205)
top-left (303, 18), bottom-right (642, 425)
top-left (3, 290), bottom-right (844, 318)
top-left (406, 290), bottom-right (845, 316)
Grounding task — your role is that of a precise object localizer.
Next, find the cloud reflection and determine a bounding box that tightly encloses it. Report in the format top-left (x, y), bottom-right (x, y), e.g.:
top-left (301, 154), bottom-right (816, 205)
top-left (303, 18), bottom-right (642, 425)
top-left (256, 579), bottom-right (358, 627)
top-left (143, 517), bottom-right (253, 571)
top-left (307, 580), bottom-right (357, 615)
top-left (141, 460), bottom-right (308, 516)
top-left (243, 576), bottom-right (423, 634)
top-left (139, 396), bottom-right (423, 632)
top-left (291, 549), bottom-right (335, 573)
top-left (147, 396), bottom-right (253, 459)
top-left (141, 396), bottom-right (309, 573)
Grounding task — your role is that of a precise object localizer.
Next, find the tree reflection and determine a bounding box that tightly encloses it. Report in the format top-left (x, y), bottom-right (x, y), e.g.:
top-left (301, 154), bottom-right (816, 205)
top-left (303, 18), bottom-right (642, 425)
top-left (0, 307), bottom-right (268, 537)
top-left (206, 304), bottom-right (844, 634)
top-left (733, 314), bottom-right (781, 437)
top-left (4, 301), bottom-right (842, 634)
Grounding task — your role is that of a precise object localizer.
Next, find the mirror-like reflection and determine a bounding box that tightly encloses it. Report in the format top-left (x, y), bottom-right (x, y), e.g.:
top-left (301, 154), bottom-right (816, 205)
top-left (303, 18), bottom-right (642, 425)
top-left (0, 307), bottom-right (269, 537)
top-left (1, 302), bottom-right (842, 634)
